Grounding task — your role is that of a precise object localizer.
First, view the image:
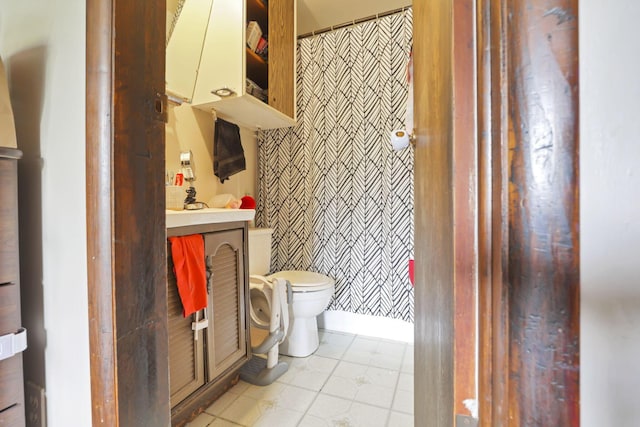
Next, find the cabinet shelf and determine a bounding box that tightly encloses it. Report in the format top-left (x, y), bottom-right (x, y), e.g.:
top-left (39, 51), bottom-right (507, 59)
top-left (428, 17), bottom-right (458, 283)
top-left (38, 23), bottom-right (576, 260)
top-left (246, 0), bottom-right (268, 30)
top-left (246, 48), bottom-right (268, 89)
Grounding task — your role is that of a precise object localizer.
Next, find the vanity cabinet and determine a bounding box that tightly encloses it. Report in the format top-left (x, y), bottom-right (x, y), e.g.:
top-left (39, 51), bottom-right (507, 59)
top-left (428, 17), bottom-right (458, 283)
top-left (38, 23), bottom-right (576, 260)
top-left (167, 221), bottom-right (250, 427)
top-left (166, 0), bottom-right (296, 129)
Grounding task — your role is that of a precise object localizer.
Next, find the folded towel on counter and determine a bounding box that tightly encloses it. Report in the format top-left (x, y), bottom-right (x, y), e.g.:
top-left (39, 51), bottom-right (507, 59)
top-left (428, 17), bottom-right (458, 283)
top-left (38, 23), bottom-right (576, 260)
top-left (168, 234), bottom-right (208, 317)
top-left (214, 118), bottom-right (246, 183)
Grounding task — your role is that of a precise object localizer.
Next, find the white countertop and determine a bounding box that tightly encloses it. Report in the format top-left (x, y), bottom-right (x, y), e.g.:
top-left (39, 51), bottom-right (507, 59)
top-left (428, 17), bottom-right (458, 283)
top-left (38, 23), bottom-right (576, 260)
top-left (166, 208), bottom-right (255, 229)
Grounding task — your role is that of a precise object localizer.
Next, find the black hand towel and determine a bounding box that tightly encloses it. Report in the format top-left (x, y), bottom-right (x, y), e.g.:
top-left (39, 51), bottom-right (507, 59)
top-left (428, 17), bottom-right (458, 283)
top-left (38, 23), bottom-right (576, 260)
top-left (214, 118), bottom-right (246, 183)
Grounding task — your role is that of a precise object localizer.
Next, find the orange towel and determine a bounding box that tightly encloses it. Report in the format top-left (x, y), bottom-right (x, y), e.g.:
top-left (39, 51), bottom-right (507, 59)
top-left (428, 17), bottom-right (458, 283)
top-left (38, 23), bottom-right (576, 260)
top-left (168, 235), bottom-right (208, 317)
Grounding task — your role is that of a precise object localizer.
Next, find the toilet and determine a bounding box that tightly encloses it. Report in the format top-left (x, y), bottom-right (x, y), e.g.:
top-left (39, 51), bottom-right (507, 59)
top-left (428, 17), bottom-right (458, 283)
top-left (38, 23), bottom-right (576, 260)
top-left (248, 228), bottom-right (335, 357)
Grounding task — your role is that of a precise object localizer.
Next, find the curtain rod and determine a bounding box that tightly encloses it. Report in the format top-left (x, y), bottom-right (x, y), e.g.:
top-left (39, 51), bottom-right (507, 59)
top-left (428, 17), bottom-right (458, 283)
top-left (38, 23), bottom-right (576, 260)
top-left (297, 5), bottom-right (411, 39)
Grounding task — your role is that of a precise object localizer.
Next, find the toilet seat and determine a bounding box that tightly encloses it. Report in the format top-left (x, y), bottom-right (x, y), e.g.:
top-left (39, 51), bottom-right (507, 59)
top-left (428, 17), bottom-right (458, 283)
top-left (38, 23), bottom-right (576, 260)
top-left (269, 270), bottom-right (334, 293)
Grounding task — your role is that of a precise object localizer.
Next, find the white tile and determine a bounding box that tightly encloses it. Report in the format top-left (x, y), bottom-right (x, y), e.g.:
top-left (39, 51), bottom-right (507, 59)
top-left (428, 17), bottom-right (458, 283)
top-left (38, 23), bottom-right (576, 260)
top-left (218, 395), bottom-right (263, 426)
top-left (387, 411), bottom-right (414, 427)
top-left (355, 383), bottom-right (395, 408)
top-left (330, 360), bottom-right (368, 379)
top-left (242, 382), bottom-right (317, 413)
top-left (401, 345), bottom-right (414, 374)
top-left (219, 383), bottom-right (314, 427)
top-left (322, 375), bottom-right (359, 399)
top-left (185, 412), bottom-right (215, 427)
top-left (277, 355), bottom-right (338, 391)
top-left (306, 393), bottom-right (353, 418)
top-left (347, 400), bottom-right (390, 426)
top-left (209, 419), bottom-right (243, 427)
top-left (305, 394), bottom-right (389, 427)
top-left (252, 407), bottom-right (305, 427)
top-left (377, 340), bottom-right (407, 358)
top-left (392, 388), bottom-right (414, 414)
top-left (199, 333), bottom-right (413, 427)
top-left (348, 337), bottom-right (380, 352)
top-left (341, 337), bottom-right (380, 365)
top-left (204, 389), bottom-right (241, 416)
top-left (343, 337), bottom-right (406, 370)
top-left (341, 349), bottom-right (372, 366)
top-left (230, 380), bottom-right (252, 395)
top-left (397, 373), bottom-right (413, 392)
top-left (323, 361), bottom-right (398, 407)
top-left (360, 365), bottom-right (399, 389)
top-left (297, 414), bottom-right (327, 427)
top-left (369, 341), bottom-right (406, 371)
top-left (315, 330), bottom-right (356, 359)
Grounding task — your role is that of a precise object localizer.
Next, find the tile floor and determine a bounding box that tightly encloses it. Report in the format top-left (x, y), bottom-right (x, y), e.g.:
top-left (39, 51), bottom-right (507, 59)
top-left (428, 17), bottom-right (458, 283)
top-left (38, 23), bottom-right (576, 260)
top-left (185, 329), bottom-right (414, 427)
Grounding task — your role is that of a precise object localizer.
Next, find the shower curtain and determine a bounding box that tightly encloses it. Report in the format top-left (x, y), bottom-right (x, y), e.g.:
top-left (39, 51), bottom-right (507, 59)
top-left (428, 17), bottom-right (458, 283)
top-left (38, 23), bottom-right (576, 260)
top-left (256, 8), bottom-right (414, 322)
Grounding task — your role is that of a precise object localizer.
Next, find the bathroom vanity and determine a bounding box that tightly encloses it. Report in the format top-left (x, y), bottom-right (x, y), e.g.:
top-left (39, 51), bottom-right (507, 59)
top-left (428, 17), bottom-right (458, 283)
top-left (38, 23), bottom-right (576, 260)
top-left (166, 208), bottom-right (254, 426)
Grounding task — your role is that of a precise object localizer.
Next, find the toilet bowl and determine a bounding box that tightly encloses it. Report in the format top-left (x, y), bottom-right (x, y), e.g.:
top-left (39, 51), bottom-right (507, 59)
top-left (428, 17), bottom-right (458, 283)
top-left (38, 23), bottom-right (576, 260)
top-left (248, 228), bottom-right (335, 357)
top-left (268, 270), bottom-right (334, 357)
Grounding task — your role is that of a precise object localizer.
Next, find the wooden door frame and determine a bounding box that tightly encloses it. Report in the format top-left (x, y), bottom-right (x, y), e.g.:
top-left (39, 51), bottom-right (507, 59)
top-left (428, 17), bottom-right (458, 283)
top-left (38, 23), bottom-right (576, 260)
top-left (414, 0), bottom-right (579, 425)
top-left (86, 0), bottom-right (169, 425)
top-left (86, 0), bottom-right (579, 425)
top-left (476, 0), bottom-right (580, 425)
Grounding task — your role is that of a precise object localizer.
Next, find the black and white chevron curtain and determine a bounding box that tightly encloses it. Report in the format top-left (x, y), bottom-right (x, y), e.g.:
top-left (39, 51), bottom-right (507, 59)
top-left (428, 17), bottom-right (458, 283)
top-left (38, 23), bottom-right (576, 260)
top-left (256, 9), bottom-right (414, 322)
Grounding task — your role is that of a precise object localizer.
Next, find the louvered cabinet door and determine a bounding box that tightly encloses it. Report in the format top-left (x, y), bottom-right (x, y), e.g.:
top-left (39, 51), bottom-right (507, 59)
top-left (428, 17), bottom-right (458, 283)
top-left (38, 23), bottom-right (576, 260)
top-left (203, 229), bottom-right (249, 382)
top-left (166, 245), bottom-right (206, 408)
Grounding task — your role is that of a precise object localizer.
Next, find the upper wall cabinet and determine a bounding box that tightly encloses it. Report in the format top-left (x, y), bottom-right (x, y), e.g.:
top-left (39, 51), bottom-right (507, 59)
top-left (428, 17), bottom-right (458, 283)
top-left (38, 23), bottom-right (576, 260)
top-left (166, 0), bottom-right (297, 130)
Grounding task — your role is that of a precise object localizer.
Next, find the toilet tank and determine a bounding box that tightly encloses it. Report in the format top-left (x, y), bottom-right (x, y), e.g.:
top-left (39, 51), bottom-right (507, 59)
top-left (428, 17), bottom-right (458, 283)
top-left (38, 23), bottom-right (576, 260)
top-left (248, 228), bottom-right (273, 275)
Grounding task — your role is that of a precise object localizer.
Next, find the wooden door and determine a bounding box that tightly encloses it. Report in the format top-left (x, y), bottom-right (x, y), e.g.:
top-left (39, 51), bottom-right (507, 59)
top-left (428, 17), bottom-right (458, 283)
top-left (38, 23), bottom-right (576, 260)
top-left (203, 229), bottom-right (249, 382)
top-left (86, 1), bottom-right (169, 425)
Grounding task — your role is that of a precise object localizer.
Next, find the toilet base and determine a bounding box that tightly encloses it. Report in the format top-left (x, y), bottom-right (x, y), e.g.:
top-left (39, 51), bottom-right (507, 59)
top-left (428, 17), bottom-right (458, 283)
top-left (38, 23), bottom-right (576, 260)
top-left (279, 315), bottom-right (320, 357)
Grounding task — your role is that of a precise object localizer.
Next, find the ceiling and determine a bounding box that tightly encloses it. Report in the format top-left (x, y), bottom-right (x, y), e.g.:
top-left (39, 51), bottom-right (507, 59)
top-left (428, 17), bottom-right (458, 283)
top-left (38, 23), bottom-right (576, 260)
top-left (297, 0), bottom-right (411, 35)
top-left (166, 0), bottom-right (412, 38)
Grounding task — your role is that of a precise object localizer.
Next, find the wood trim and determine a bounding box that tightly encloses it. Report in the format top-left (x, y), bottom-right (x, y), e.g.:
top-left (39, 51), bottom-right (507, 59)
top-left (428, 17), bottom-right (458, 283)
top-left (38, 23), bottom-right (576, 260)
top-left (477, 0), bottom-right (511, 424)
top-left (86, 0), bottom-right (118, 424)
top-left (505, 1), bottom-right (579, 424)
top-left (413, 0), bottom-right (455, 425)
top-left (452, 0), bottom-right (478, 416)
top-left (477, 0), bottom-right (580, 424)
top-left (476, 0), bottom-right (493, 421)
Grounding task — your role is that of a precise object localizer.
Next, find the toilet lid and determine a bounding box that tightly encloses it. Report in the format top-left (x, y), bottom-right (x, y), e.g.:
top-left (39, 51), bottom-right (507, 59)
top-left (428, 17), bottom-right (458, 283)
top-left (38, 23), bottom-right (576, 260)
top-left (268, 270), bottom-right (335, 292)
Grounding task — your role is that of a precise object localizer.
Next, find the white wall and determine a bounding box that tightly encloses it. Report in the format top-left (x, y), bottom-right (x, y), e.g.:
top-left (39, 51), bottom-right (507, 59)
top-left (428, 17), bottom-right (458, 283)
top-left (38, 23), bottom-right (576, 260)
top-left (581, 1), bottom-right (640, 425)
top-left (0, 0), bottom-right (91, 426)
top-left (165, 104), bottom-right (258, 207)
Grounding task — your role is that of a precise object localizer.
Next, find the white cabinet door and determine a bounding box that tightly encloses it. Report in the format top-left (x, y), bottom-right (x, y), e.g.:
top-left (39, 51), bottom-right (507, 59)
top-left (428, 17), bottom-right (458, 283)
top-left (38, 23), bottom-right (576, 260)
top-left (192, 0), bottom-right (245, 106)
top-left (166, 0), bottom-right (214, 101)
